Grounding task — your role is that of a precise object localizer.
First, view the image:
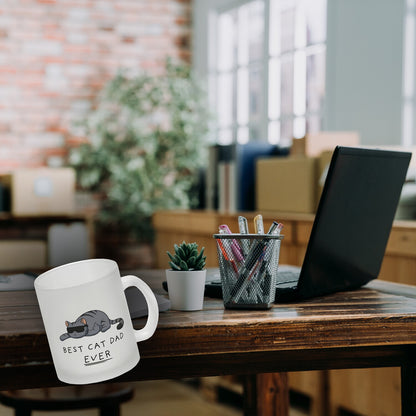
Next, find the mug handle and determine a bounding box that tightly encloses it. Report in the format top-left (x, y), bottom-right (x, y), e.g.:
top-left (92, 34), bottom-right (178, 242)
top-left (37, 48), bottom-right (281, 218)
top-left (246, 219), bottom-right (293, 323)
top-left (121, 275), bottom-right (159, 342)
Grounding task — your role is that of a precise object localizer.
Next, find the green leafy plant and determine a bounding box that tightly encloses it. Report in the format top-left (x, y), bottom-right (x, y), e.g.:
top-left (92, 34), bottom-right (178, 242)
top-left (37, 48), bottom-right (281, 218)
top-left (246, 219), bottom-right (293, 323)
top-left (68, 59), bottom-right (210, 242)
top-left (167, 241), bottom-right (206, 271)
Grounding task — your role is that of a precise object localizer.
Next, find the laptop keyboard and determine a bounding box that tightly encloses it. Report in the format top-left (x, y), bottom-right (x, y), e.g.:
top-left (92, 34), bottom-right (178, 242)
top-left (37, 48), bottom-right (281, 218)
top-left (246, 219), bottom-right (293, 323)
top-left (276, 265), bottom-right (301, 287)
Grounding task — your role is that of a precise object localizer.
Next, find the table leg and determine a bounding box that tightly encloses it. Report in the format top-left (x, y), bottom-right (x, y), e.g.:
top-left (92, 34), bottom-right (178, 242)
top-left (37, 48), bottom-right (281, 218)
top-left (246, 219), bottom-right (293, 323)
top-left (402, 365), bottom-right (416, 416)
top-left (243, 373), bottom-right (289, 416)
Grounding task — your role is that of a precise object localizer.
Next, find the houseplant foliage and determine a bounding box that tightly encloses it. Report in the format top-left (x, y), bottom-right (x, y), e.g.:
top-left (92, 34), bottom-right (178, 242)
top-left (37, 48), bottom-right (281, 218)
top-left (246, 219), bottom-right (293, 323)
top-left (167, 241), bottom-right (206, 271)
top-left (69, 59), bottom-right (210, 242)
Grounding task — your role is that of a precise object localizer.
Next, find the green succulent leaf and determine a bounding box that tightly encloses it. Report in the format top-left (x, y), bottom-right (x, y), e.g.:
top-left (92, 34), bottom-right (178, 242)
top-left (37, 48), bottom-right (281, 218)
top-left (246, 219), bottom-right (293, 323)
top-left (169, 261), bottom-right (181, 271)
top-left (195, 247), bottom-right (205, 262)
top-left (176, 245), bottom-right (186, 259)
top-left (188, 256), bottom-right (196, 268)
top-left (179, 260), bottom-right (188, 271)
top-left (167, 241), bottom-right (206, 271)
top-left (195, 257), bottom-right (206, 270)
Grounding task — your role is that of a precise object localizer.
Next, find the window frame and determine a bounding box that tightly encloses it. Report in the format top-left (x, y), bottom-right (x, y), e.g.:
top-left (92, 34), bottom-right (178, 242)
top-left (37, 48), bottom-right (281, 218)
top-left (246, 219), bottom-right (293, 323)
top-left (193, 0), bottom-right (327, 145)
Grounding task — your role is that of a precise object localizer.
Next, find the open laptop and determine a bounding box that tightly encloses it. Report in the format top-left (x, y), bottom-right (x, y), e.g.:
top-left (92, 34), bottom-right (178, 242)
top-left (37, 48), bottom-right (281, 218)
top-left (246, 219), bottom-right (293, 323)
top-left (275, 146), bottom-right (411, 302)
top-left (203, 146), bottom-right (411, 301)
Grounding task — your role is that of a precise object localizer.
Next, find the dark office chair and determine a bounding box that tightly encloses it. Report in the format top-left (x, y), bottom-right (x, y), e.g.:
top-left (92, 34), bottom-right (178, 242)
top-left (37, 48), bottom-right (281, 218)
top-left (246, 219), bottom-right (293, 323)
top-left (0, 383), bottom-right (134, 416)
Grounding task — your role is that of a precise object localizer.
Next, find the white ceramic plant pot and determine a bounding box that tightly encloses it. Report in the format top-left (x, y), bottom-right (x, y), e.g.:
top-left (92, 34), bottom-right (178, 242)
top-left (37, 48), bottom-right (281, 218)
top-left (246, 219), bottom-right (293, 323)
top-left (165, 269), bottom-right (207, 311)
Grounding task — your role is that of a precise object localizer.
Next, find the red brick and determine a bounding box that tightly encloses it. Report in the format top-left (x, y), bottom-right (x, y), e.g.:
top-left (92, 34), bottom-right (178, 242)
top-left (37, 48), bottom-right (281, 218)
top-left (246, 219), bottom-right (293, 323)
top-left (0, 0), bottom-right (192, 171)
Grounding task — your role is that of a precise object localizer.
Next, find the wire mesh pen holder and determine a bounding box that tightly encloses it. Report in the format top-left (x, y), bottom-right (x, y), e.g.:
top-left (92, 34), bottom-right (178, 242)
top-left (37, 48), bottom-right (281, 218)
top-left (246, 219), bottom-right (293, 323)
top-left (213, 234), bottom-right (283, 309)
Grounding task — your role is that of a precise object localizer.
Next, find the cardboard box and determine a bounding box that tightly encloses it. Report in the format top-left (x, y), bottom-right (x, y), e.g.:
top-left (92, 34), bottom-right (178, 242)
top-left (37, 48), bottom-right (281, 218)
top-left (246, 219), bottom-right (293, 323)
top-left (0, 168), bottom-right (75, 216)
top-left (0, 240), bottom-right (47, 271)
top-left (317, 150), bottom-right (333, 200)
top-left (256, 156), bottom-right (318, 213)
top-left (291, 131), bottom-right (360, 157)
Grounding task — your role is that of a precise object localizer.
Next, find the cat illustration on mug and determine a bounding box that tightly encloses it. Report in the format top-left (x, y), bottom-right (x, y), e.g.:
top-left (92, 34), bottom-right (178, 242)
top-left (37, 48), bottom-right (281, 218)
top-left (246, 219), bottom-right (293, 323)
top-left (60, 310), bottom-right (124, 341)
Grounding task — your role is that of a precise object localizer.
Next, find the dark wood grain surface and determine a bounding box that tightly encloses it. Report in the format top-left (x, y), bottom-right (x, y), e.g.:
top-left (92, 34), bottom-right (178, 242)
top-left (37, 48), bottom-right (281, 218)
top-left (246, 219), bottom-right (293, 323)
top-left (2, 272), bottom-right (416, 391)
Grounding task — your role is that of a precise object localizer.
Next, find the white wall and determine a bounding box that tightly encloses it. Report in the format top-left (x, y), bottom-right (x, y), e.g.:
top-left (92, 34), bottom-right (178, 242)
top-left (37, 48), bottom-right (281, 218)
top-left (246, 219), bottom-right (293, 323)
top-left (325, 0), bottom-right (405, 145)
top-left (193, 0), bottom-right (407, 146)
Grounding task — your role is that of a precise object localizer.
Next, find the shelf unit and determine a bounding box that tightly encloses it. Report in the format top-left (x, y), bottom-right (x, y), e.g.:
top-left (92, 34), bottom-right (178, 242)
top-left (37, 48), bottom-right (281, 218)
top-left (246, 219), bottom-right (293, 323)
top-left (0, 213), bottom-right (94, 272)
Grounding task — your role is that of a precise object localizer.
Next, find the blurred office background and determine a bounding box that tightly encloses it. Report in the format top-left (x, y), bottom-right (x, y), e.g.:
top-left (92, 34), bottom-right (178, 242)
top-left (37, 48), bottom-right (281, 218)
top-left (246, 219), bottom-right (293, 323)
top-left (0, 1), bottom-right (413, 415)
top-left (0, 0), bottom-right (412, 169)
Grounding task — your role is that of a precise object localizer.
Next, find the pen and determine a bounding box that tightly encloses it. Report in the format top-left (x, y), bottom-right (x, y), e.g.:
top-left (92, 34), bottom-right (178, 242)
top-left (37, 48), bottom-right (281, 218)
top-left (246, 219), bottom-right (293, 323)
top-left (238, 221), bottom-right (281, 272)
top-left (256, 223), bottom-right (283, 299)
top-left (254, 214), bottom-right (264, 234)
top-left (231, 244), bottom-right (267, 303)
top-left (229, 240), bottom-right (267, 302)
top-left (238, 216), bottom-right (249, 234)
top-left (217, 236), bottom-right (239, 275)
top-left (267, 221), bottom-right (283, 235)
top-left (219, 224), bottom-right (244, 262)
top-left (238, 216), bottom-right (250, 256)
top-left (256, 238), bottom-right (279, 296)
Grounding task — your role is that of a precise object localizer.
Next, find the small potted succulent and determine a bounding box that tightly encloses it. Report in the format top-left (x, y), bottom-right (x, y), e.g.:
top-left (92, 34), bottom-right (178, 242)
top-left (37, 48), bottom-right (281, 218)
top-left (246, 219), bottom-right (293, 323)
top-left (166, 241), bottom-right (206, 311)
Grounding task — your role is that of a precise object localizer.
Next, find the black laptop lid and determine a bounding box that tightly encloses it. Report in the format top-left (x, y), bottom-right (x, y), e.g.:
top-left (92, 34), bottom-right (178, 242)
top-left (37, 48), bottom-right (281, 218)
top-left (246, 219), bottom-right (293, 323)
top-left (297, 146), bottom-right (411, 299)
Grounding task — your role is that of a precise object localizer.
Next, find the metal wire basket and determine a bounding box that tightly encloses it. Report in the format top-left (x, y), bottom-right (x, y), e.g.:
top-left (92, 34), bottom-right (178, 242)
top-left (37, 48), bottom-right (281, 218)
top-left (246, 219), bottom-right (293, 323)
top-left (213, 234), bottom-right (283, 309)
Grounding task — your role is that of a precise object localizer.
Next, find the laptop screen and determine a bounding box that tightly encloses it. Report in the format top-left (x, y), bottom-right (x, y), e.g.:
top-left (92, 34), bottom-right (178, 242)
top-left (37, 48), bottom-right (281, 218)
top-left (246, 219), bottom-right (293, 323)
top-left (297, 146), bottom-right (411, 299)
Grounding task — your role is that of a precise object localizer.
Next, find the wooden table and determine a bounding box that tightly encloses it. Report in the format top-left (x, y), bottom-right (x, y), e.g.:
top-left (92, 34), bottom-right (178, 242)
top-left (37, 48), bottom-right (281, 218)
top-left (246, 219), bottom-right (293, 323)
top-left (2, 271), bottom-right (416, 415)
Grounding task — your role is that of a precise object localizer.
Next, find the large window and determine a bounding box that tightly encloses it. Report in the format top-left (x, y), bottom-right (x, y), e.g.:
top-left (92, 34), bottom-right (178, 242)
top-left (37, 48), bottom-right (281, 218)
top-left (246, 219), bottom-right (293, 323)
top-left (198, 0), bottom-right (327, 146)
top-left (403, 0), bottom-right (416, 147)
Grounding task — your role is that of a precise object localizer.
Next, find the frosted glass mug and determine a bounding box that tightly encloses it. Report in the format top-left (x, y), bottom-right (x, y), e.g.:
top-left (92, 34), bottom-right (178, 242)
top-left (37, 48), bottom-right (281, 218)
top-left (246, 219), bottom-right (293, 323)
top-left (34, 258), bottom-right (159, 385)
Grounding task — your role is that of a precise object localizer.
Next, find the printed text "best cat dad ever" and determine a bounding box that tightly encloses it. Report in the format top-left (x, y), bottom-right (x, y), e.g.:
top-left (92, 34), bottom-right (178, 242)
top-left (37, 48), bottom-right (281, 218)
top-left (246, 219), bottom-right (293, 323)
top-left (62, 331), bottom-right (124, 365)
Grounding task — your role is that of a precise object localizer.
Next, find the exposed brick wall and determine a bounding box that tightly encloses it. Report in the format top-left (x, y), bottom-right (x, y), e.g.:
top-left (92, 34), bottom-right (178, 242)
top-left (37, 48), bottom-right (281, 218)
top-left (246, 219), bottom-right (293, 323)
top-left (0, 0), bottom-right (192, 173)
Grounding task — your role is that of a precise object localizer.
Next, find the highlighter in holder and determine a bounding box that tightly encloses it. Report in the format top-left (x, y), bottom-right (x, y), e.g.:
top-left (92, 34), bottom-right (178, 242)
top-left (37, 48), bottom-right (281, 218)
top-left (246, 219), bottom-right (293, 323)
top-left (254, 214), bottom-right (264, 234)
top-left (219, 224), bottom-right (244, 262)
top-left (238, 216), bottom-right (250, 256)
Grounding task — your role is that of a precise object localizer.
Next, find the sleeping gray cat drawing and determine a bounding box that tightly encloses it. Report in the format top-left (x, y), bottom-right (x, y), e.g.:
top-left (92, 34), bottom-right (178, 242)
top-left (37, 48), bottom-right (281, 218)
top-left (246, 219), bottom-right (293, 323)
top-left (60, 310), bottom-right (124, 341)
